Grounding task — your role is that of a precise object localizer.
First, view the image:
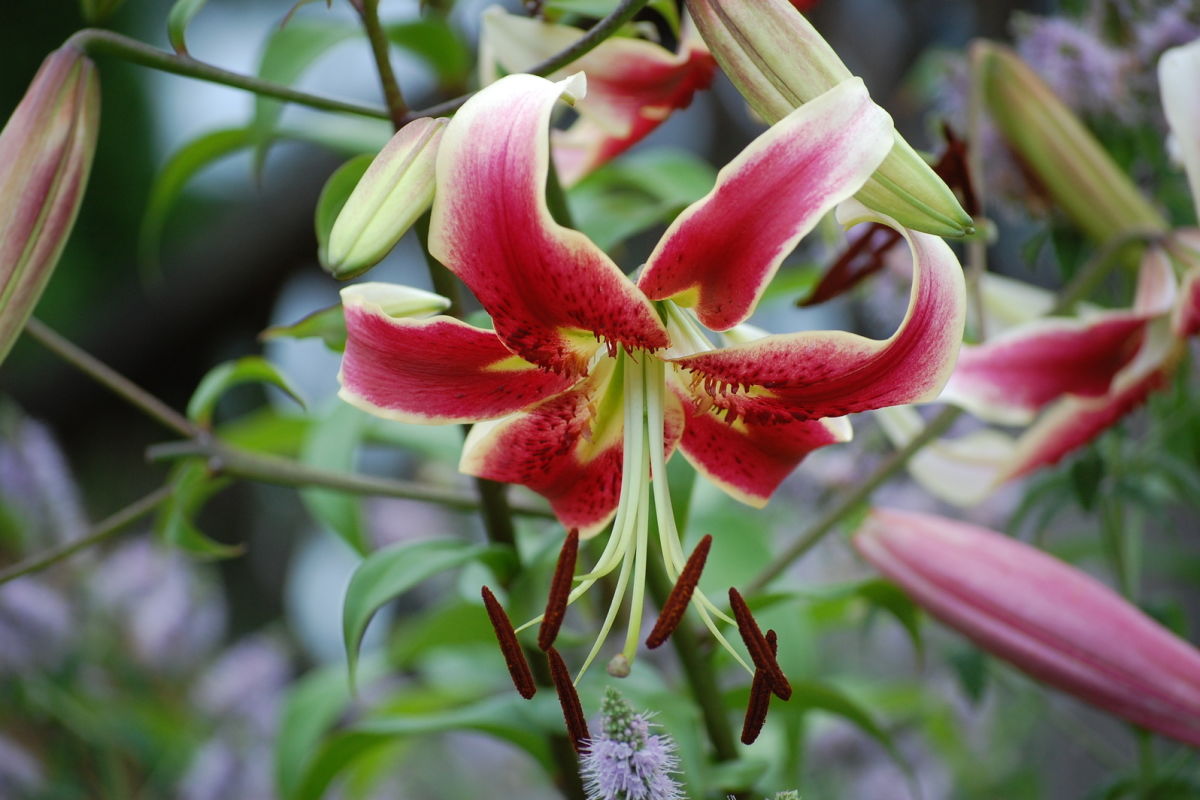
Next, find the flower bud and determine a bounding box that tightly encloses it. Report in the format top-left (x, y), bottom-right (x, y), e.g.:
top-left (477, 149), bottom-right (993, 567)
top-left (0, 46), bottom-right (100, 364)
top-left (684, 0), bottom-right (972, 237)
top-left (323, 117), bottom-right (447, 279)
top-left (855, 508), bottom-right (1200, 747)
top-left (973, 41), bottom-right (1168, 243)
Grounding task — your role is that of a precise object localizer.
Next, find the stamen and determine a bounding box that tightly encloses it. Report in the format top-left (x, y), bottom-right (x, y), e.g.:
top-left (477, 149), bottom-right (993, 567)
top-left (547, 646), bottom-right (590, 753)
top-left (740, 629), bottom-right (778, 745)
top-left (729, 587), bottom-right (792, 700)
top-left (539, 529), bottom-right (580, 651)
top-left (645, 534), bottom-right (713, 649)
top-left (481, 586), bottom-right (536, 700)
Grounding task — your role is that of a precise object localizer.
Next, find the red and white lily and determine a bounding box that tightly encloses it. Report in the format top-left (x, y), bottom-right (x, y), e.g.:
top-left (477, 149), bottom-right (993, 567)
top-left (881, 39), bottom-right (1200, 506)
top-left (339, 73), bottom-right (966, 674)
top-left (477, 6), bottom-right (716, 186)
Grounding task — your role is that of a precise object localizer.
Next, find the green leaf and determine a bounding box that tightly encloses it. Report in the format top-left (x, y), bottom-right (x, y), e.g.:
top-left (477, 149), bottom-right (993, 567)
top-left (314, 154), bottom-right (374, 265)
top-left (166, 0), bottom-right (209, 55)
top-left (139, 127), bottom-right (254, 266)
top-left (261, 304), bottom-right (347, 352)
top-left (385, 18), bottom-right (471, 89)
top-left (293, 694), bottom-right (554, 800)
top-left (949, 646), bottom-right (990, 705)
top-left (1069, 450), bottom-right (1105, 511)
top-left (156, 460), bottom-right (242, 558)
top-left (342, 539), bottom-right (503, 687)
top-left (300, 403), bottom-right (370, 555)
top-left (252, 19), bottom-right (361, 174)
top-left (187, 356), bottom-right (305, 428)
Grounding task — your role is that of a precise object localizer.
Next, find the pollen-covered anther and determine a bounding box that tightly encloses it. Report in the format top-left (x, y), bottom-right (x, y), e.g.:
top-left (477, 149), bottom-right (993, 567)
top-left (729, 587), bottom-right (792, 700)
top-left (539, 529), bottom-right (580, 651)
top-left (481, 586), bottom-right (537, 699)
top-left (741, 629), bottom-right (778, 745)
top-left (547, 646), bottom-right (591, 752)
top-left (645, 534), bottom-right (713, 649)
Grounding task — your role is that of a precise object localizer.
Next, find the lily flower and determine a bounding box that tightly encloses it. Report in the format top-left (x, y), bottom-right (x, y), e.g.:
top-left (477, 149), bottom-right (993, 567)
top-left (339, 73), bottom-right (966, 676)
top-left (879, 39), bottom-right (1200, 505)
top-left (478, 6), bottom-right (717, 186)
top-left (855, 508), bottom-right (1200, 747)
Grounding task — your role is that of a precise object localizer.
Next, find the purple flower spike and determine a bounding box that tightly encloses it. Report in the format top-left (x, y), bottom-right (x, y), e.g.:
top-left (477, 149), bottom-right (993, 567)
top-left (580, 688), bottom-right (683, 800)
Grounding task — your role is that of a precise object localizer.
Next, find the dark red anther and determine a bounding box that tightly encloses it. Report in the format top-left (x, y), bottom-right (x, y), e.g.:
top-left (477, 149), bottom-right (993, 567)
top-left (740, 629), bottom-right (779, 745)
top-left (539, 529), bottom-right (579, 651)
top-left (645, 534), bottom-right (713, 649)
top-left (481, 586), bottom-right (536, 700)
top-left (729, 587), bottom-right (792, 700)
top-left (546, 646), bottom-right (590, 753)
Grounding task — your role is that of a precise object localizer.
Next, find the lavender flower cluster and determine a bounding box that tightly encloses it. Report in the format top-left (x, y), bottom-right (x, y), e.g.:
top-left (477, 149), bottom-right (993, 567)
top-left (580, 688), bottom-right (683, 800)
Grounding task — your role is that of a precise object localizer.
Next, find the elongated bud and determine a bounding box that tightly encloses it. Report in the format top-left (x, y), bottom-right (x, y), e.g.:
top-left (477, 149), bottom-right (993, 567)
top-left (973, 41), bottom-right (1168, 243)
top-left (324, 117), bottom-right (447, 279)
top-left (684, 0), bottom-right (972, 237)
top-left (0, 46), bottom-right (100, 365)
top-left (855, 508), bottom-right (1200, 747)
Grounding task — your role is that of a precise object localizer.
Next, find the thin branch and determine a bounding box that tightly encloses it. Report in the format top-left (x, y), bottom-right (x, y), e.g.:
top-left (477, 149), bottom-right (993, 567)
top-left (0, 486), bottom-right (172, 585)
top-left (144, 438), bottom-right (556, 519)
top-left (66, 29), bottom-right (390, 120)
top-left (356, 0), bottom-right (408, 128)
top-left (25, 318), bottom-right (196, 437)
top-left (747, 405), bottom-right (964, 593)
top-left (402, 0), bottom-right (652, 122)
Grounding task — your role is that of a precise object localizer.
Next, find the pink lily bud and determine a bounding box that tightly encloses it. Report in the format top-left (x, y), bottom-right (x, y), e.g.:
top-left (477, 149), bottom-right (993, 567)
top-left (854, 508), bottom-right (1200, 747)
top-left (0, 45), bottom-right (100, 364)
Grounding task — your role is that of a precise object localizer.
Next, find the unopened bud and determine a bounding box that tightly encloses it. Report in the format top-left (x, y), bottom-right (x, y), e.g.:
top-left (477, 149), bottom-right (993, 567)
top-left (324, 117), bottom-right (447, 279)
top-left (973, 41), bottom-right (1168, 243)
top-left (0, 46), bottom-right (100, 364)
top-left (685, 0), bottom-right (972, 237)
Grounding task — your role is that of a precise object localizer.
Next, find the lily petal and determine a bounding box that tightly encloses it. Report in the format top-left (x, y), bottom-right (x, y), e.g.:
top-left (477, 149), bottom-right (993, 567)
top-left (1176, 266), bottom-right (1200, 338)
top-left (672, 212), bottom-right (966, 423)
top-left (855, 508), bottom-right (1200, 747)
top-left (339, 284), bottom-right (575, 424)
top-left (479, 7), bottom-right (716, 186)
top-left (678, 391), bottom-right (851, 507)
top-left (428, 73), bottom-right (669, 376)
top-left (638, 78), bottom-right (893, 330)
top-left (1159, 38), bottom-right (1200, 221)
top-left (460, 361), bottom-right (684, 534)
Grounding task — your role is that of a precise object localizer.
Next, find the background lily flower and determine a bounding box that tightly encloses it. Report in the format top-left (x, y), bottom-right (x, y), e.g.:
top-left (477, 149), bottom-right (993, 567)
top-left (339, 72), bottom-right (965, 674)
top-left (0, 44), bottom-right (100, 365)
top-left (478, 6), bottom-right (717, 186)
top-left (854, 508), bottom-right (1200, 748)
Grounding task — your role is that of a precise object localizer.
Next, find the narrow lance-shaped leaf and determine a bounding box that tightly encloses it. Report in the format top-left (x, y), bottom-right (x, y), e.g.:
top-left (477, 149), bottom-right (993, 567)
top-left (167, 0), bottom-right (210, 55)
top-left (187, 356), bottom-right (306, 428)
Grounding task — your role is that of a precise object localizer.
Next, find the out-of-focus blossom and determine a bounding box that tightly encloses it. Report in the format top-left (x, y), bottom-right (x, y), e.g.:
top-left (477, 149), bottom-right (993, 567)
top-left (192, 632), bottom-right (291, 736)
top-left (0, 45), bottom-right (100, 364)
top-left (580, 688), bottom-right (683, 800)
top-left (0, 412), bottom-right (88, 546)
top-left (0, 579), bottom-right (73, 675)
top-left (0, 734), bottom-right (43, 797)
top-left (855, 508), bottom-right (1200, 747)
top-left (1014, 14), bottom-right (1131, 118)
top-left (683, 0), bottom-right (972, 236)
top-left (90, 537), bottom-right (226, 671)
top-left (179, 738), bottom-right (275, 800)
top-left (479, 6), bottom-right (716, 186)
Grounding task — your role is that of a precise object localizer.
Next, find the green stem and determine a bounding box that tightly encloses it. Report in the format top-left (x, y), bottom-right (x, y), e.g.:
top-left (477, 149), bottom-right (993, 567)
top-left (402, 0), bottom-right (652, 122)
top-left (0, 486), bottom-right (172, 585)
top-left (356, 0), bottom-right (408, 128)
top-left (747, 405), bottom-right (963, 593)
top-left (25, 318), bottom-right (197, 438)
top-left (65, 29), bottom-right (390, 120)
top-left (144, 438), bottom-right (555, 519)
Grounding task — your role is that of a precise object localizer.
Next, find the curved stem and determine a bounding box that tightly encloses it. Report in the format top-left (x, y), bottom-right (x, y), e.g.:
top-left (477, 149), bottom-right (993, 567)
top-left (65, 29), bottom-right (390, 120)
top-left (0, 486), bottom-right (172, 585)
top-left (402, 0), bottom-right (652, 122)
top-left (356, 0), bottom-right (408, 128)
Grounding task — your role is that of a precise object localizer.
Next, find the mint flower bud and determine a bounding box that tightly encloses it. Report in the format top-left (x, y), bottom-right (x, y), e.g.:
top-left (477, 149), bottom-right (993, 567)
top-left (580, 688), bottom-right (683, 800)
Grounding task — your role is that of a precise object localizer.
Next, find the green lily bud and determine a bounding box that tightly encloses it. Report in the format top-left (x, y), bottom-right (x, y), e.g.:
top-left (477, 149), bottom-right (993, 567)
top-left (324, 117), bottom-right (447, 279)
top-left (685, 0), bottom-right (973, 237)
top-left (973, 41), bottom-right (1168, 243)
top-left (0, 45), bottom-right (100, 364)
